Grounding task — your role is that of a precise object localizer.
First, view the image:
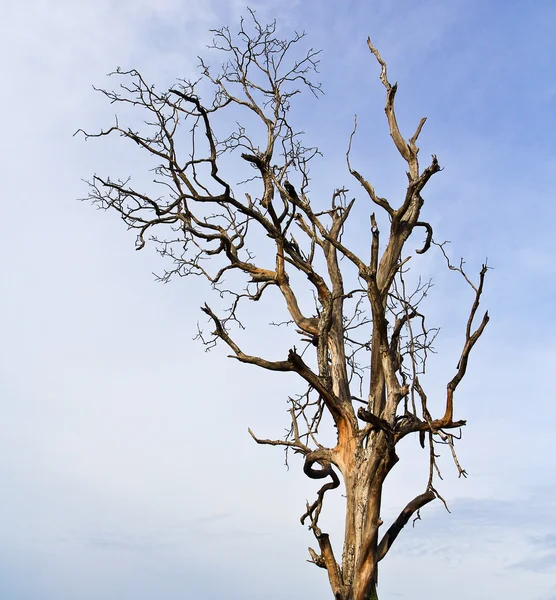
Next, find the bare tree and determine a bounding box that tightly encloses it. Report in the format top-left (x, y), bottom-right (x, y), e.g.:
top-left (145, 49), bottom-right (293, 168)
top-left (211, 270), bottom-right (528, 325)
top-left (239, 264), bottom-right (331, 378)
top-left (78, 11), bottom-right (488, 600)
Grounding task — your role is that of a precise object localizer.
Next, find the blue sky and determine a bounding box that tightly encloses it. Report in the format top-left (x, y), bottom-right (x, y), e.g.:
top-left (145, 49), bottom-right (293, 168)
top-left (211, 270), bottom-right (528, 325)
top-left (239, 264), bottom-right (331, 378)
top-left (1, 1), bottom-right (555, 599)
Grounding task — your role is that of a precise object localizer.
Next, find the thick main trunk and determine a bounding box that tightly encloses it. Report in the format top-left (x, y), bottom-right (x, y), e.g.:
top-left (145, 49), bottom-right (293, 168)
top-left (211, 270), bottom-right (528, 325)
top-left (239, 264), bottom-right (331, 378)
top-left (366, 584), bottom-right (379, 600)
top-left (339, 436), bottom-right (396, 600)
top-left (344, 583), bottom-right (379, 600)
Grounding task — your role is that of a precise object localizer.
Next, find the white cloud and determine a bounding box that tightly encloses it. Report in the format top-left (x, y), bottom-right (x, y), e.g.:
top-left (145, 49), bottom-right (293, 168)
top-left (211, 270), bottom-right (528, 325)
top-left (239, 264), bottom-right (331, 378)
top-left (1, 1), bottom-right (555, 599)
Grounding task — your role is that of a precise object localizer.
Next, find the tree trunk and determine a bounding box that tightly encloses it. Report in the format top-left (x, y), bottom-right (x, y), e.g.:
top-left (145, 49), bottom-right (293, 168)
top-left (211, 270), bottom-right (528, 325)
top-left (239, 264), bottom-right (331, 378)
top-left (367, 584), bottom-right (379, 600)
top-left (337, 435), bottom-right (397, 600)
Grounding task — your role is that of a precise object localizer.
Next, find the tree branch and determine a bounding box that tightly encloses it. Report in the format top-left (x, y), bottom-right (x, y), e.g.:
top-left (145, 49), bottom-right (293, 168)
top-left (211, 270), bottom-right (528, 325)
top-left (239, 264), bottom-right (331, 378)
top-left (376, 490), bottom-right (436, 561)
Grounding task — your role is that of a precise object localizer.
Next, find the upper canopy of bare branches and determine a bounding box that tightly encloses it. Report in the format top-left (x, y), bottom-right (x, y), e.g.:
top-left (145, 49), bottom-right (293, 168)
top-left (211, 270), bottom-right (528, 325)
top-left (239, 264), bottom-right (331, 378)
top-left (78, 13), bottom-right (488, 600)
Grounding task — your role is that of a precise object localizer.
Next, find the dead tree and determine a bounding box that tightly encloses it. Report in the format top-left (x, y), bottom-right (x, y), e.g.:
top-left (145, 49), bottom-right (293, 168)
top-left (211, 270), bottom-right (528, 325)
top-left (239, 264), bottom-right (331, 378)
top-left (78, 11), bottom-right (488, 600)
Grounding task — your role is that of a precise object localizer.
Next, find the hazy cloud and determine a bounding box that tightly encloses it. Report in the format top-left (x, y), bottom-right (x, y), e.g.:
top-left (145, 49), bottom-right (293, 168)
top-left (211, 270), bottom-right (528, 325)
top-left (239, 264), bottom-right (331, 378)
top-left (1, 1), bottom-right (555, 599)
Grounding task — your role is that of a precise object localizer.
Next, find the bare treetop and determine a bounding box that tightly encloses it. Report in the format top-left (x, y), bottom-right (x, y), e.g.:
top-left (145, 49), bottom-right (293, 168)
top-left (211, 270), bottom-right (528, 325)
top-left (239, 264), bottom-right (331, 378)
top-left (78, 11), bottom-right (488, 600)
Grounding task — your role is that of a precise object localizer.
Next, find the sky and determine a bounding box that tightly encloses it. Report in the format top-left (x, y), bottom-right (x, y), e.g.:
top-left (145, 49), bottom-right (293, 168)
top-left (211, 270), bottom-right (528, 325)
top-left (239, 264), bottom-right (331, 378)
top-left (1, 0), bottom-right (555, 599)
